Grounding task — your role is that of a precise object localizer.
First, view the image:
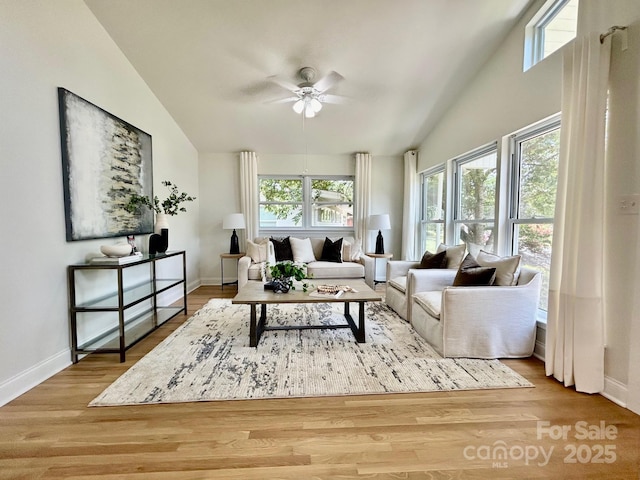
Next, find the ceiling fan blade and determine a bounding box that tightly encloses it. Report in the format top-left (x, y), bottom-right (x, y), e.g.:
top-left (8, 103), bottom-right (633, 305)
top-left (267, 75), bottom-right (300, 92)
top-left (265, 96), bottom-right (299, 104)
top-left (313, 71), bottom-right (344, 93)
top-left (320, 94), bottom-right (348, 104)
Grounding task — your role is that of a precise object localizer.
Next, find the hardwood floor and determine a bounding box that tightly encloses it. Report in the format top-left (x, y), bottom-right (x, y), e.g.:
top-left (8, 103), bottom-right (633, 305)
top-left (1, 285), bottom-right (639, 479)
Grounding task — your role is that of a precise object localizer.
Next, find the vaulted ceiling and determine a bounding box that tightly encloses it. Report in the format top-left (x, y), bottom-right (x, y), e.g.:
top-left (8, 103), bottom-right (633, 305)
top-left (85, 0), bottom-right (532, 156)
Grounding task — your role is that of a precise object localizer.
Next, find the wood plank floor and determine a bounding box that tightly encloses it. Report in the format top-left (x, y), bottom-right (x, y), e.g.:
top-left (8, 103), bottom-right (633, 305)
top-left (1, 285), bottom-right (639, 479)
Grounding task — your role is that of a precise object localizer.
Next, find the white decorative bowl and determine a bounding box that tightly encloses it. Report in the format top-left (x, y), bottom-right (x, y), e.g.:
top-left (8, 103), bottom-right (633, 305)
top-left (100, 244), bottom-right (133, 257)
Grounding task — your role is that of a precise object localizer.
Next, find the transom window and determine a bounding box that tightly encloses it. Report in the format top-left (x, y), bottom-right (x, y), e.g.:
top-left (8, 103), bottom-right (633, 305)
top-left (259, 176), bottom-right (354, 230)
top-left (453, 144), bottom-right (497, 256)
top-left (524, 0), bottom-right (579, 71)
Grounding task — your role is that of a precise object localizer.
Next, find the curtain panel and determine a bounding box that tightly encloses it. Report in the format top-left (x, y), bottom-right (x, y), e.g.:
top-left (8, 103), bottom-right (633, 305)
top-left (354, 153), bottom-right (371, 252)
top-left (240, 151), bottom-right (259, 242)
top-left (545, 33), bottom-right (611, 394)
top-left (402, 150), bottom-right (419, 260)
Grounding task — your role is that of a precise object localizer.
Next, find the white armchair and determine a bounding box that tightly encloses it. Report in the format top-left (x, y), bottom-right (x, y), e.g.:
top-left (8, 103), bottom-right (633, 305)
top-left (409, 267), bottom-right (542, 359)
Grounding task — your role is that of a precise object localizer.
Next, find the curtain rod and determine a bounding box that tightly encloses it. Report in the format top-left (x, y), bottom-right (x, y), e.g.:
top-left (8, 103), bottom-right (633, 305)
top-left (600, 25), bottom-right (627, 44)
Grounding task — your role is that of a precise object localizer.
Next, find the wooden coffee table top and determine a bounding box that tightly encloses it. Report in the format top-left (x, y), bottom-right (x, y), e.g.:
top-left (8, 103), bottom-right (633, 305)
top-left (232, 279), bottom-right (381, 305)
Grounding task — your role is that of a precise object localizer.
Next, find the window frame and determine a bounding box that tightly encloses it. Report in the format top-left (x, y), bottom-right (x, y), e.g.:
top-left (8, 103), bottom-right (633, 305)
top-left (507, 114), bottom-right (561, 316)
top-left (258, 174), bottom-right (355, 234)
top-left (420, 165), bottom-right (447, 253)
top-left (452, 142), bottom-right (498, 252)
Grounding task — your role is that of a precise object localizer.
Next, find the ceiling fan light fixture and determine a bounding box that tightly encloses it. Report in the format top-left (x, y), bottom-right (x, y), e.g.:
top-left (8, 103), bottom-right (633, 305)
top-left (310, 97), bottom-right (322, 113)
top-left (304, 103), bottom-right (316, 118)
top-left (293, 99), bottom-right (305, 114)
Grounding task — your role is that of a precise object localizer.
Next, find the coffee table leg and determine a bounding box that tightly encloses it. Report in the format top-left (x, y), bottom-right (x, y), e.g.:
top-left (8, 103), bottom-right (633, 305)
top-left (358, 301), bottom-right (366, 342)
top-left (250, 304), bottom-right (257, 347)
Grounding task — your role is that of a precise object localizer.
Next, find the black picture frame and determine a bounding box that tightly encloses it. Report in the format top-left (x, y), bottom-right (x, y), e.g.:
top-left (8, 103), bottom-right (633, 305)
top-left (58, 88), bottom-right (154, 241)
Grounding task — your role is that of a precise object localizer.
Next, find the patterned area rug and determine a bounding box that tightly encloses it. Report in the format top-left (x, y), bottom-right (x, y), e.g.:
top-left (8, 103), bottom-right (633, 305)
top-left (90, 299), bottom-right (533, 406)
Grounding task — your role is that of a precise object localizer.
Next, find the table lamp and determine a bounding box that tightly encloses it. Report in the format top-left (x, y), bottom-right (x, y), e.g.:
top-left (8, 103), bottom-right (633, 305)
top-left (223, 213), bottom-right (245, 254)
top-left (368, 214), bottom-right (391, 254)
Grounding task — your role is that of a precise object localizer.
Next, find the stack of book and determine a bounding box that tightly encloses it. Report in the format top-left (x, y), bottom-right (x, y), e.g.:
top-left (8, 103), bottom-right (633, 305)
top-left (89, 252), bottom-right (143, 265)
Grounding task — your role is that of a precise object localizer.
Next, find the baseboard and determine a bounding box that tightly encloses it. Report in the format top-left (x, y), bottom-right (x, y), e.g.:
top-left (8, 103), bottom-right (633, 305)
top-left (601, 375), bottom-right (628, 408)
top-left (0, 349), bottom-right (71, 407)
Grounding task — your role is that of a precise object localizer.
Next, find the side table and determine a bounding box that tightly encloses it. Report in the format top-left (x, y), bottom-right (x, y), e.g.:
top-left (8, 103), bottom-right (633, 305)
top-left (220, 252), bottom-right (245, 290)
top-left (366, 252), bottom-right (394, 284)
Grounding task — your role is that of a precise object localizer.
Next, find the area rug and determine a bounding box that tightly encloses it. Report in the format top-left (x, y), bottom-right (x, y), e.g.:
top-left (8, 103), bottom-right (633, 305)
top-left (90, 299), bottom-right (533, 406)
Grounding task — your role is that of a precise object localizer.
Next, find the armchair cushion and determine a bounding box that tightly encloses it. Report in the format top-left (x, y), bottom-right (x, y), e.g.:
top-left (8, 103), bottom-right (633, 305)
top-left (388, 275), bottom-right (407, 293)
top-left (418, 250), bottom-right (447, 269)
top-left (453, 254), bottom-right (496, 286)
top-left (437, 243), bottom-right (466, 269)
top-left (476, 250), bottom-right (521, 286)
top-left (413, 291), bottom-right (441, 319)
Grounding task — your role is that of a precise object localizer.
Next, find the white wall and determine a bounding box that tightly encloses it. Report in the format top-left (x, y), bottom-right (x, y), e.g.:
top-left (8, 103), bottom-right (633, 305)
top-left (198, 152), bottom-right (403, 284)
top-left (416, 0), bottom-right (640, 406)
top-left (0, 0), bottom-right (200, 406)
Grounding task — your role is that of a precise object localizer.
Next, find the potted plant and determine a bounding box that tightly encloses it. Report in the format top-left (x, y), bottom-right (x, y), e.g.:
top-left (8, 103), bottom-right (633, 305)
top-left (268, 261), bottom-right (310, 293)
top-left (125, 181), bottom-right (196, 254)
top-left (125, 180), bottom-right (196, 219)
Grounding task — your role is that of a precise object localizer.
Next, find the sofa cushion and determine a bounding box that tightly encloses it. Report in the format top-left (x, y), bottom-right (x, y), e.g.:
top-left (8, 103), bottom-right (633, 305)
top-left (306, 261), bottom-right (364, 279)
top-left (453, 253), bottom-right (496, 286)
top-left (290, 237), bottom-right (316, 263)
top-left (320, 237), bottom-right (343, 263)
top-left (418, 250), bottom-right (447, 269)
top-left (247, 262), bottom-right (266, 281)
top-left (413, 291), bottom-right (442, 319)
top-left (388, 276), bottom-right (407, 293)
top-left (436, 243), bottom-right (466, 269)
top-left (270, 236), bottom-right (294, 261)
top-left (476, 250), bottom-right (521, 286)
top-left (247, 239), bottom-right (268, 263)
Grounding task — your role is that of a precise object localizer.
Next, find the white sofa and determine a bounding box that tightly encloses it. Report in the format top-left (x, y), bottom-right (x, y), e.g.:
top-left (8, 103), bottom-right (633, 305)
top-left (410, 267), bottom-right (541, 358)
top-left (238, 237), bottom-right (375, 289)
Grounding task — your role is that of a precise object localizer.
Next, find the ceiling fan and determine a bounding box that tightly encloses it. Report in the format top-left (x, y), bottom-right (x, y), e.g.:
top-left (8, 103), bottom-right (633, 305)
top-left (268, 67), bottom-right (346, 118)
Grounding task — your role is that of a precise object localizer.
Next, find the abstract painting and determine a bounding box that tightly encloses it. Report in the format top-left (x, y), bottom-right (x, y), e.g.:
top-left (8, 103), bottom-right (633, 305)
top-left (58, 88), bottom-right (154, 241)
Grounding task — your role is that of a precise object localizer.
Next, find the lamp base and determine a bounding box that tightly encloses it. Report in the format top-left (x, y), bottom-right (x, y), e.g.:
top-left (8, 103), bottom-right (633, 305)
top-left (375, 230), bottom-right (385, 255)
top-left (229, 229), bottom-right (239, 254)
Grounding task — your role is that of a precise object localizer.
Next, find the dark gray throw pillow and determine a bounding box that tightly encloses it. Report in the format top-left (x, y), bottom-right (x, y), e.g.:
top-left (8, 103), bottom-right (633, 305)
top-left (453, 253), bottom-right (496, 286)
top-left (270, 236), bottom-right (293, 262)
top-left (418, 250), bottom-right (447, 269)
top-left (320, 237), bottom-right (343, 263)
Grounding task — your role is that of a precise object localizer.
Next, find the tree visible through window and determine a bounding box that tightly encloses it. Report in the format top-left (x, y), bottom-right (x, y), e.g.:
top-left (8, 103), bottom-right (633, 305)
top-left (259, 176), bottom-right (353, 229)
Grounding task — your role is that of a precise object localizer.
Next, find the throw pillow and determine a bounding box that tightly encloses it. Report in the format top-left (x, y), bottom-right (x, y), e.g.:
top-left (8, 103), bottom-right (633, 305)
top-left (246, 240), bottom-right (267, 263)
top-left (436, 243), bottom-right (466, 269)
top-left (453, 253), bottom-right (496, 286)
top-left (320, 237), bottom-right (343, 263)
top-left (270, 236), bottom-right (293, 262)
top-left (349, 239), bottom-right (363, 261)
top-left (418, 250), bottom-right (447, 269)
top-left (476, 250), bottom-right (522, 286)
top-left (290, 237), bottom-right (316, 263)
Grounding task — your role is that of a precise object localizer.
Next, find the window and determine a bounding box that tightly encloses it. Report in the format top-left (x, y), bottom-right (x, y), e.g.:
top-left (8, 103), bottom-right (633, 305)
top-left (524, 0), bottom-right (579, 71)
top-left (453, 144), bottom-right (497, 256)
top-left (259, 176), bottom-right (354, 230)
top-left (420, 167), bottom-right (446, 253)
top-left (508, 116), bottom-right (560, 311)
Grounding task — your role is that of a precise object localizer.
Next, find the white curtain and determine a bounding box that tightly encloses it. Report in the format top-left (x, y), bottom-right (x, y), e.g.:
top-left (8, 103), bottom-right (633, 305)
top-left (354, 153), bottom-right (371, 251)
top-left (545, 33), bottom-right (611, 394)
top-left (240, 151), bottom-right (259, 241)
top-left (402, 150), bottom-right (419, 260)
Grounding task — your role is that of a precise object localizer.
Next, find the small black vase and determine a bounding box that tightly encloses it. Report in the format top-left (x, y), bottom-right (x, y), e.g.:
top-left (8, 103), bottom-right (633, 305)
top-left (149, 228), bottom-right (169, 255)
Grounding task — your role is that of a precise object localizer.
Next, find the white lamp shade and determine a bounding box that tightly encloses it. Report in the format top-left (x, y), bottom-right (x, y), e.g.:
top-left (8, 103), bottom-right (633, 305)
top-left (223, 213), bottom-right (246, 230)
top-left (368, 214), bottom-right (391, 230)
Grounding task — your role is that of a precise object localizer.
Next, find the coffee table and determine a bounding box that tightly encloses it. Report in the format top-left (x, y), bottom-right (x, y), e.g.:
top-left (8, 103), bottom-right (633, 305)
top-left (232, 279), bottom-right (382, 347)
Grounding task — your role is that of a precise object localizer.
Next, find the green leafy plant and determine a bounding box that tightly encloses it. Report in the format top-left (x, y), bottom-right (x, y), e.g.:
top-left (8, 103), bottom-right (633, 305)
top-left (125, 181), bottom-right (196, 216)
top-left (268, 261), bottom-right (311, 292)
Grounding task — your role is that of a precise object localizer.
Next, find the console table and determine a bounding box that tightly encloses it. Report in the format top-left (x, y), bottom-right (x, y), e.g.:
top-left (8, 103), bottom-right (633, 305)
top-left (67, 251), bottom-right (187, 363)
